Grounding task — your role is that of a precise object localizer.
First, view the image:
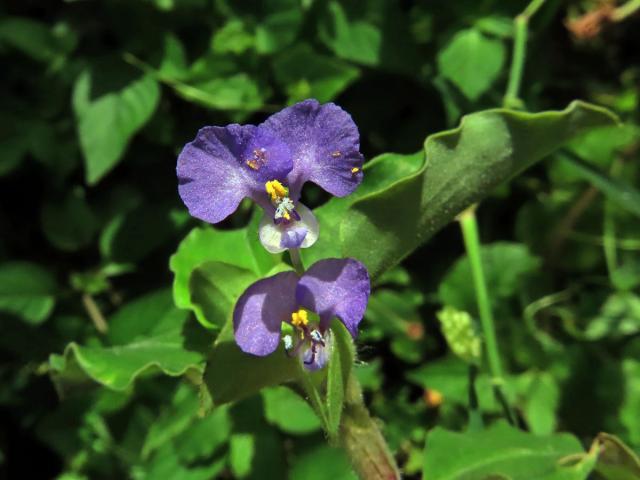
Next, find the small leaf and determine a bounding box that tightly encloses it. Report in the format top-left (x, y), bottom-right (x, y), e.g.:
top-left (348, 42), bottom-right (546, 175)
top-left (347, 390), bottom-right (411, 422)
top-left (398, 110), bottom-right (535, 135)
top-left (0, 261), bottom-right (57, 324)
top-left (41, 188), bottom-right (99, 251)
top-left (423, 422), bottom-right (591, 479)
top-left (189, 261), bottom-right (258, 329)
top-left (593, 432), bottom-right (640, 480)
top-left (262, 386), bottom-right (321, 435)
top-left (325, 320), bottom-right (354, 437)
top-left (73, 71), bottom-right (160, 185)
top-left (170, 222), bottom-right (276, 327)
top-left (230, 433), bottom-right (255, 478)
top-left (437, 28), bottom-right (506, 101)
top-left (273, 44), bottom-right (359, 103)
top-left (438, 242), bottom-right (540, 314)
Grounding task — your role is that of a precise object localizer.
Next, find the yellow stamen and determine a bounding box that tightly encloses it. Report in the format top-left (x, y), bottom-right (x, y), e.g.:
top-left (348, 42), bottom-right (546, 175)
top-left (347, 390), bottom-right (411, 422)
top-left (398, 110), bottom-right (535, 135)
top-left (265, 180), bottom-right (288, 202)
top-left (283, 211), bottom-right (291, 221)
top-left (351, 167), bottom-right (360, 174)
top-left (246, 159), bottom-right (260, 170)
top-left (291, 309), bottom-right (308, 328)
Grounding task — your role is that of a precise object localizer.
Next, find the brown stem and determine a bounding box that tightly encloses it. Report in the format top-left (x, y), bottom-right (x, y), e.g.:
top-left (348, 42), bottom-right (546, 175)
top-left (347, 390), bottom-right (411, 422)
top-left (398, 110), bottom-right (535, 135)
top-left (339, 375), bottom-right (400, 480)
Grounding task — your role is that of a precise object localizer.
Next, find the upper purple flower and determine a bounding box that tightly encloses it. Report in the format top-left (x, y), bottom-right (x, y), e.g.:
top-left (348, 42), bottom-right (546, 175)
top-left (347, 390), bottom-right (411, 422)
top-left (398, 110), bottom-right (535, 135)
top-left (233, 258), bottom-right (370, 370)
top-left (177, 99), bottom-right (364, 253)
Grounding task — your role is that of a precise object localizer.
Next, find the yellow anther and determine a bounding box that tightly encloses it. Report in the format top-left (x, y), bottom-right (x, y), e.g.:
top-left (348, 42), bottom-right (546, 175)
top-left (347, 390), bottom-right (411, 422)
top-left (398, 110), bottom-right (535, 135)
top-left (265, 180), bottom-right (288, 202)
top-left (246, 159), bottom-right (260, 170)
top-left (291, 309), bottom-right (309, 328)
top-left (351, 167), bottom-right (360, 174)
top-left (283, 211), bottom-right (291, 221)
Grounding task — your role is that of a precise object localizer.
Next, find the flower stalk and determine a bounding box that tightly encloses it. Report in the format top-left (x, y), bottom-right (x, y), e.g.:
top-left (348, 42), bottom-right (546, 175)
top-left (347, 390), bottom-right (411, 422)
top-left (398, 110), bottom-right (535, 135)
top-left (457, 206), bottom-right (515, 424)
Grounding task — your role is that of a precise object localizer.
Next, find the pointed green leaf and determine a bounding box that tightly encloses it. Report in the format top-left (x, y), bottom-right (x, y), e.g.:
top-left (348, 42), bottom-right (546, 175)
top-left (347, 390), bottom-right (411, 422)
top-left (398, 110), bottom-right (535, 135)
top-left (74, 71), bottom-right (160, 184)
top-left (325, 320), bottom-right (354, 437)
top-left (341, 101), bottom-right (618, 279)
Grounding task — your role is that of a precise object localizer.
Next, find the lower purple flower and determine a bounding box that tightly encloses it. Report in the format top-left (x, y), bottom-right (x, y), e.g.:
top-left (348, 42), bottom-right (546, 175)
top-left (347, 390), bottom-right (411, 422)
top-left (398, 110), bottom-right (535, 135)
top-left (233, 258), bottom-right (370, 370)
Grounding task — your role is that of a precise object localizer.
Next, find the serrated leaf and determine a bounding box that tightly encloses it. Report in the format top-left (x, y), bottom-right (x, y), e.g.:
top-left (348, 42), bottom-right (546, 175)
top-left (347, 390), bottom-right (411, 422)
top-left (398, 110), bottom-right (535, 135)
top-left (437, 28), bottom-right (506, 101)
top-left (340, 101), bottom-right (618, 279)
top-left (73, 71), bottom-right (160, 184)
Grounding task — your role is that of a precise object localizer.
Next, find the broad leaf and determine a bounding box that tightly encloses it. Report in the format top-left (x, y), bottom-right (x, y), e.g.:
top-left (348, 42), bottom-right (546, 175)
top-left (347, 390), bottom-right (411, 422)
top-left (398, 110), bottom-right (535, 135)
top-left (437, 28), bottom-right (506, 101)
top-left (262, 386), bottom-right (321, 435)
top-left (203, 324), bottom-right (301, 405)
top-left (423, 422), bottom-right (592, 479)
top-left (341, 101), bottom-right (618, 279)
top-left (170, 222), bottom-right (276, 327)
top-left (49, 290), bottom-right (207, 390)
top-left (73, 71), bottom-right (160, 185)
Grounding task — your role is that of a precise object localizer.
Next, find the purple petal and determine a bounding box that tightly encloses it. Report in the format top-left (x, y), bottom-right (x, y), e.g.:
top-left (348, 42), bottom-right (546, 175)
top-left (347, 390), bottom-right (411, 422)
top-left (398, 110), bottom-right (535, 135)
top-left (296, 258), bottom-right (370, 338)
top-left (260, 99), bottom-right (364, 200)
top-left (233, 271), bottom-right (299, 356)
top-left (177, 125), bottom-right (293, 223)
top-left (177, 125), bottom-right (255, 223)
top-left (280, 227), bottom-right (308, 249)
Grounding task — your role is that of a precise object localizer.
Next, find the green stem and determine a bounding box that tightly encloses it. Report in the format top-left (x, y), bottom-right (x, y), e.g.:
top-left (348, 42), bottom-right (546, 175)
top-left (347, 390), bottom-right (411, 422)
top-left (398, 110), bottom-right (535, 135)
top-left (504, 0), bottom-right (546, 109)
top-left (339, 375), bottom-right (400, 480)
top-left (612, 0), bottom-right (640, 21)
top-left (289, 248), bottom-right (305, 275)
top-left (458, 207), bottom-right (515, 424)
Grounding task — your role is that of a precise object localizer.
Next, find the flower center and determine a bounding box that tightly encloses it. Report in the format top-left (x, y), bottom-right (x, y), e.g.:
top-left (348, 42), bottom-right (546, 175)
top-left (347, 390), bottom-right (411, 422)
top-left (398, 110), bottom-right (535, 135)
top-left (283, 308), bottom-right (327, 369)
top-left (265, 180), bottom-right (300, 224)
top-left (291, 308), bottom-right (308, 328)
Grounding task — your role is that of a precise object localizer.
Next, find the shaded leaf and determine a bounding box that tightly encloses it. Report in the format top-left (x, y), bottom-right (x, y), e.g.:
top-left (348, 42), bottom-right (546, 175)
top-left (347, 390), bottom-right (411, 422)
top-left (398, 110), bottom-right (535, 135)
top-left (0, 261), bottom-right (57, 324)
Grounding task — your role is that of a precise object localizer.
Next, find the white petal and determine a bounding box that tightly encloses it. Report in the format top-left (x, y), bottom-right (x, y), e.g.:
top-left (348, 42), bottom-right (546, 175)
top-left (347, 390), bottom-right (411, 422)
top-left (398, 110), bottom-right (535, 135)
top-left (258, 203), bottom-right (319, 253)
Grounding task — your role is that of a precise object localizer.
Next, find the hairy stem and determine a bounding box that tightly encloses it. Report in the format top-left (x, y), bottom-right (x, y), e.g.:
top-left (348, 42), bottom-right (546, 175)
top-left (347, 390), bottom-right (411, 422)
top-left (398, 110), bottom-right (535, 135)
top-left (504, 0), bottom-right (546, 108)
top-left (458, 207), bottom-right (515, 424)
top-left (339, 375), bottom-right (400, 480)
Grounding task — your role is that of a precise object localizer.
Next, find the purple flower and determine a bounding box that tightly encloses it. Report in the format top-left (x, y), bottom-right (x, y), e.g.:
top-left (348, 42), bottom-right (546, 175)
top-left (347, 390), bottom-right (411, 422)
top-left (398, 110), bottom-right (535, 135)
top-left (233, 258), bottom-right (370, 370)
top-left (177, 99), bottom-right (364, 253)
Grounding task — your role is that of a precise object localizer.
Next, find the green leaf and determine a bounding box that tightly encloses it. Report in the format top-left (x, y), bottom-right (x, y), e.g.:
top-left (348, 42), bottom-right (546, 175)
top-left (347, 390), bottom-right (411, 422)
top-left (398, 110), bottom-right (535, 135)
top-left (341, 101), bottom-right (618, 279)
top-left (170, 223), bottom-right (276, 327)
top-left (302, 150), bottom-right (424, 266)
top-left (558, 151), bottom-right (640, 219)
top-left (325, 320), bottom-right (354, 437)
top-left (273, 44), bottom-right (359, 103)
top-left (423, 422), bottom-right (592, 480)
top-left (203, 323), bottom-right (301, 405)
top-left (73, 71), bottom-right (160, 185)
top-left (49, 290), bottom-right (206, 390)
top-left (0, 261), bottom-right (57, 324)
top-left (437, 28), bottom-right (506, 101)
top-left (620, 358), bottom-right (640, 446)
top-left (319, 1), bottom-right (381, 66)
top-left (189, 261), bottom-right (258, 329)
top-left (0, 17), bottom-right (76, 64)
top-left (438, 242), bottom-right (540, 314)
top-left (262, 386), bottom-right (321, 435)
top-left (516, 371), bottom-right (560, 435)
top-left (255, 1), bottom-right (302, 54)
top-left (41, 188), bottom-right (99, 251)
top-left (230, 433), bottom-right (255, 478)
top-left (582, 292), bottom-right (640, 340)
top-left (593, 433), bottom-right (640, 480)
top-left (289, 444), bottom-right (357, 480)
top-left (212, 20), bottom-right (254, 54)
